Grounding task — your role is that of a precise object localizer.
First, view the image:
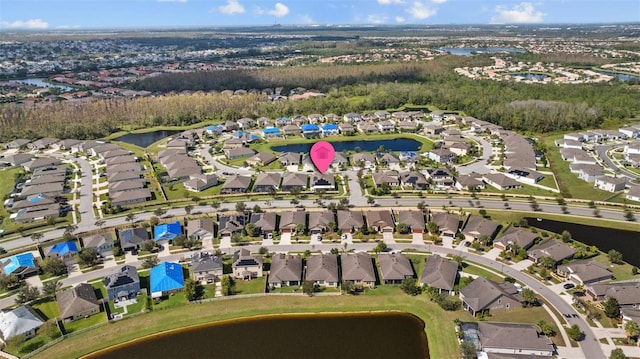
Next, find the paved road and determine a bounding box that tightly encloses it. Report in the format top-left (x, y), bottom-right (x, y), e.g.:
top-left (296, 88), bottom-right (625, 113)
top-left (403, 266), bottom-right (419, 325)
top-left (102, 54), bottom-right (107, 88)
top-left (458, 133), bottom-right (493, 175)
top-left (595, 144), bottom-right (639, 180)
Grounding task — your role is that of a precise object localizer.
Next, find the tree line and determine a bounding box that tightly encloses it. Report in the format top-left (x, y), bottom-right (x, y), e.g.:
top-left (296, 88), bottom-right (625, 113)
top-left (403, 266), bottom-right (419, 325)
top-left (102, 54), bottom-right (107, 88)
top-left (1, 57), bottom-right (639, 141)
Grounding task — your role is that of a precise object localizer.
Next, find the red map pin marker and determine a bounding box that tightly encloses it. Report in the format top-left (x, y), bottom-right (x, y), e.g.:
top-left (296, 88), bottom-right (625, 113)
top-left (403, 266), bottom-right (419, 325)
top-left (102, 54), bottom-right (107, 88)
top-left (310, 141), bottom-right (335, 174)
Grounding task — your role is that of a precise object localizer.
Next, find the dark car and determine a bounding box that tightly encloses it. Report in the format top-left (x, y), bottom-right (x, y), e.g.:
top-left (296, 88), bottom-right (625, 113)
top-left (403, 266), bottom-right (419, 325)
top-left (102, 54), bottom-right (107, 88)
top-left (563, 283), bottom-right (575, 290)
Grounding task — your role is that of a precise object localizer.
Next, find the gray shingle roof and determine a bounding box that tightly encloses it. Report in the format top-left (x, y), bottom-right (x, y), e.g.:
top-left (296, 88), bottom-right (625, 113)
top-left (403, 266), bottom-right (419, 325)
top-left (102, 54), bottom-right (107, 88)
top-left (420, 255), bottom-right (458, 291)
top-left (305, 254), bottom-right (339, 283)
top-left (268, 253), bottom-right (302, 284)
top-left (340, 252), bottom-right (375, 283)
top-left (378, 253), bottom-right (413, 282)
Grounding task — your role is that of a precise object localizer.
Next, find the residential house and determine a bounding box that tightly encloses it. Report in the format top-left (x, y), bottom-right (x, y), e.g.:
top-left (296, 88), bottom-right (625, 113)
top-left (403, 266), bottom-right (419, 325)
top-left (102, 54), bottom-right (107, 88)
top-left (427, 148), bottom-right (456, 164)
top-left (301, 124), bottom-right (321, 138)
top-left (308, 210), bottom-right (335, 235)
top-left (338, 123), bottom-right (355, 135)
top-left (396, 210), bottom-right (425, 233)
top-left (262, 127), bottom-right (281, 138)
top-left (220, 175), bottom-right (252, 194)
top-left (184, 173), bottom-right (218, 192)
top-left (586, 282), bottom-right (640, 309)
top-left (1, 253), bottom-right (38, 279)
top-left (253, 172), bottom-right (281, 193)
top-left (594, 176), bottom-right (627, 192)
top-left (246, 152), bottom-right (277, 167)
top-left (332, 152), bottom-right (349, 169)
top-left (268, 253), bottom-right (302, 288)
top-left (218, 214), bottom-right (245, 238)
top-left (250, 212), bottom-right (278, 237)
top-left (337, 210), bottom-right (364, 233)
top-left (464, 321), bottom-right (554, 356)
top-left (459, 277), bottom-right (524, 316)
top-left (555, 139), bottom-right (583, 149)
top-left (493, 226), bottom-right (538, 251)
top-left (430, 212), bottom-right (460, 237)
top-left (232, 248), bottom-right (264, 279)
top-left (627, 186), bottom-right (640, 202)
top-left (150, 262), bottom-right (185, 299)
top-left (0, 306), bottom-right (44, 342)
top-left (377, 120), bottom-right (395, 133)
top-left (365, 210), bottom-right (395, 233)
top-left (343, 112), bottom-right (362, 123)
top-left (223, 138), bottom-right (244, 151)
top-left (321, 123), bottom-right (340, 136)
top-left (82, 233), bottom-right (115, 257)
top-left (279, 210), bottom-right (306, 234)
top-left (420, 255), bottom-right (458, 294)
top-left (48, 241), bottom-right (79, 264)
top-left (527, 240), bottom-right (576, 264)
top-left (341, 252), bottom-right (376, 289)
top-left (557, 259), bottom-right (613, 285)
top-left (1, 153), bottom-right (33, 166)
top-left (378, 253), bottom-right (413, 284)
top-left (352, 153), bottom-right (376, 169)
top-left (424, 123), bottom-right (445, 136)
top-left (425, 168), bottom-right (455, 187)
top-left (279, 152), bottom-right (301, 166)
top-left (23, 157), bottom-right (62, 172)
top-left (110, 188), bottom-right (151, 207)
top-left (28, 138), bottom-right (58, 151)
top-left (400, 171), bottom-right (428, 189)
top-left (358, 121), bottom-right (378, 134)
top-left (237, 117), bottom-right (255, 129)
top-left (455, 173), bottom-right (486, 191)
top-left (311, 173), bottom-right (335, 191)
top-left (483, 173), bottom-right (523, 191)
top-left (4, 139), bottom-right (31, 150)
top-left (153, 221), bottom-right (182, 243)
top-left (281, 172), bottom-right (307, 192)
top-left (103, 265), bottom-right (140, 301)
top-left (378, 153), bottom-right (401, 170)
top-left (282, 124), bottom-right (301, 137)
top-left (118, 227), bottom-right (149, 252)
top-left (186, 218), bottom-right (215, 242)
top-left (569, 163), bottom-right (604, 182)
top-left (305, 254), bottom-right (339, 287)
top-left (56, 283), bottom-right (101, 322)
top-left (398, 120), bottom-right (417, 132)
top-left (225, 147), bottom-right (256, 160)
top-left (372, 170), bottom-right (400, 187)
top-left (462, 217), bottom-right (500, 241)
top-left (505, 168), bottom-right (545, 185)
top-left (191, 252), bottom-right (223, 283)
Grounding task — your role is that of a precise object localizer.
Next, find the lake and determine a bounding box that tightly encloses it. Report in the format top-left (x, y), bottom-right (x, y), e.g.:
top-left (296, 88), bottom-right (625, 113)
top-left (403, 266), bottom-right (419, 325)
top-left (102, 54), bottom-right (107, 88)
top-left (440, 47), bottom-right (525, 56)
top-left (272, 138), bottom-right (422, 153)
top-left (17, 78), bottom-right (75, 92)
top-left (526, 218), bottom-right (640, 267)
top-left (592, 70), bottom-right (640, 82)
top-left (85, 312), bottom-right (429, 359)
top-left (114, 130), bottom-right (181, 148)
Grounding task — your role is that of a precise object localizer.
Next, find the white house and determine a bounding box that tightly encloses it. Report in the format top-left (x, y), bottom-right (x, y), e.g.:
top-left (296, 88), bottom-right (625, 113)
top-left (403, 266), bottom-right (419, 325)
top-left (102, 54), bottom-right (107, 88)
top-left (594, 176), bottom-right (626, 192)
top-left (626, 186), bottom-right (640, 202)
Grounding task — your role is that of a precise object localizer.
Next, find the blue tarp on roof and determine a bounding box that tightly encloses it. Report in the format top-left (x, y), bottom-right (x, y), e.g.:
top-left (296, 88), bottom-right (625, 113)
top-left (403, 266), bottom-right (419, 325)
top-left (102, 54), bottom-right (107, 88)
top-left (153, 221), bottom-right (181, 241)
top-left (262, 127), bottom-right (281, 134)
top-left (322, 124), bottom-right (339, 131)
top-left (301, 124), bottom-right (320, 131)
top-left (150, 262), bottom-right (184, 295)
top-left (28, 194), bottom-right (46, 203)
top-left (49, 241), bottom-right (78, 256)
top-left (2, 253), bottom-right (36, 275)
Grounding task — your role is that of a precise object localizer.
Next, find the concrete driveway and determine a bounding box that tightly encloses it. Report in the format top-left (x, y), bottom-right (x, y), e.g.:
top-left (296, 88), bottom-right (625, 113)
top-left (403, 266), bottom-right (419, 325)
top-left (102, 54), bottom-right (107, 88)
top-left (279, 232), bottom-right (292, 245)
top-left (382, 232), bottom-right (395, 244)
top-left (411, 232), bottom-right (425, 244)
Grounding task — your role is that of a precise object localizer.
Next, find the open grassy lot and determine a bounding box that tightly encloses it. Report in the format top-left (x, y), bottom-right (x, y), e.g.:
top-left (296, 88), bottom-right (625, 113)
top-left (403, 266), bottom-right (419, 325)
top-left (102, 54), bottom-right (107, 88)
top-left (233, 276), bottom-right (266, 295)
top-left (460, 263), bottom-right (505, 282)
top-left (33, 288), bottom-right (467, 359)
top-left (592, 254), bottom-right (640, 281)
top-left (0, 167), bottom-right (25, 232)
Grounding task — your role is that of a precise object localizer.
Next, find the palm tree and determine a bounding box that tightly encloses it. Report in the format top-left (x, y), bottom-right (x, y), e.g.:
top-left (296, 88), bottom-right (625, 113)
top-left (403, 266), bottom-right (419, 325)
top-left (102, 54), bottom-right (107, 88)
top-left (30, 232), bottom-right (44, 247)
top-left (125, 213), bottom-right (136, 226)
top-left (94, 219), bottom-right (105, 229)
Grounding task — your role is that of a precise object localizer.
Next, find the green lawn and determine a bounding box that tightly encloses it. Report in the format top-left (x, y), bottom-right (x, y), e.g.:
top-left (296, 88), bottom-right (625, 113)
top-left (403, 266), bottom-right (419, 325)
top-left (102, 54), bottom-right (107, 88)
top-left (460, 263), bottom-right (505, 282)
top-left (233, 277), bottom-right (266, 295)
top-left (153, 291), bottom-right (188, 310)
top-left (592, 254), bottom-right (640, 281)
top-left (0, 167), bottom-right (25, 232)
top-left (61, 311), bottom-right (107, 335)
top-left (32, 300), bottom-right (60, 320)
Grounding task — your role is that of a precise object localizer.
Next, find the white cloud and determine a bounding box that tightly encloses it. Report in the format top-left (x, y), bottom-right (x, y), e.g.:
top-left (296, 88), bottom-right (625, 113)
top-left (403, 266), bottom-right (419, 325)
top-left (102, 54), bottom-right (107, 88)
top-left (0, 19), bottom-right (49, 29)
top-left (157, 0), bottom-right (187, 2)
top-left (430, 0), bottom-right (448, 3)
top-left (407, 1), bottom-right (436, 19)
top-left (378, 0), bottom-right (404, 5)
top-left (266, 2), bottom-right (290, 17)
top-left (218, 0), bottom-right (245, 15)
top-left (56, 25), bottom-right (81, 29)
top-left (395, 16), bottom-right (406, 23)
top-left (492, 2), bottom-right (544, 24)
top-left (301, 14), bottom-right (315, 24)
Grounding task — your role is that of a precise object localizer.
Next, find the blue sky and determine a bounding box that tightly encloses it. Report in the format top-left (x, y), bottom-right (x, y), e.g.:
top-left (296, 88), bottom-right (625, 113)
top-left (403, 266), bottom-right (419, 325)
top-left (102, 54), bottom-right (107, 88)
top-left (1, 1), bottom-right (638, 29)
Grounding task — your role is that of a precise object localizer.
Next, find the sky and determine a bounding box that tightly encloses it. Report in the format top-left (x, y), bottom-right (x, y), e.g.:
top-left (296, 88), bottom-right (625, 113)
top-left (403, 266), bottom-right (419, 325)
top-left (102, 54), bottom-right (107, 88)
top-left (1, 0), bottom-right (639, 30)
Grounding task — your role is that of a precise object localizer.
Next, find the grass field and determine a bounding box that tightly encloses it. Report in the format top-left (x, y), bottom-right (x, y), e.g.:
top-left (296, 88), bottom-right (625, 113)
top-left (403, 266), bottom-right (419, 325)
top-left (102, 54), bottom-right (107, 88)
top-left (0, 167), bottom-right (25, 232)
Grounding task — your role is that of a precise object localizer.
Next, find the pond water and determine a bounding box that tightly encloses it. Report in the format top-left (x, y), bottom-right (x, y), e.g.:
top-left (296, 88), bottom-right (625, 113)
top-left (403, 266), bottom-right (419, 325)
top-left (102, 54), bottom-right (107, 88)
top-left (526, 218), bottom-right (640, 267)
top-left (510, 73), bottom-right (549, 81)
top-left (440, 47), bottom-right (525, 56)
top-left (272, 138), bottom-right (422, 153)
top-left (17, 78), bottom-right (75, 91)
top-left (114, 130), bottom-right (181, 148)
top-left (591, 70), bottom-right (640, 82)
top-left (85, 312), bottom-right (429, 359)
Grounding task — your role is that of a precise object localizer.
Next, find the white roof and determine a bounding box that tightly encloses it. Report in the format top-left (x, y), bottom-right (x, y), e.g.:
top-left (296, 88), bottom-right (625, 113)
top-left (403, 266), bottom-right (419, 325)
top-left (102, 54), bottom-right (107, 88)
top-left (0, 306), bottom-right (44, 341)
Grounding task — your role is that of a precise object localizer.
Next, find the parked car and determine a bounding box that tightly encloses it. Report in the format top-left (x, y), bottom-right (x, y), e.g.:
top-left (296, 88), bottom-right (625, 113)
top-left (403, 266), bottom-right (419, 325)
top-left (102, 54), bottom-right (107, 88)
top-left (563, 283), bottom-right (575, 290)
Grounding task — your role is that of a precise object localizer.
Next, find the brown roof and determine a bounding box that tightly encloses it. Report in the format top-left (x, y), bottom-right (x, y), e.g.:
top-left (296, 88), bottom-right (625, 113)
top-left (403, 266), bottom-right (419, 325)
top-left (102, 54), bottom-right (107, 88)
top-left (431, 212), bottom-right (460, 234)
top-left (397, 210), bottom-right (425, 231)
top-left (186, 218), bottom-right (214, 237)
top-left (340, 252), bottom-right (375, 283)
top-left (305, 254), bottom-right (339, 283)
top-left (459, 277), bottom-right (523, 313)
top-left (337, 210), bottom-right (364, 231)
top-left (378, 253), bottom-right (413, 282)
top-left (420, 255), bottom-right (458, 291)
top-left (462, 216), bottom-right (500, 239)
top-left (528, 240), bottom-right (576, 262)
top-left (477, 322), bottom-right (554, 353)
top-left (494, 226), bottom-right (538, 250)
top-left (56, 283), bottom-right (100, 319)
top-left (268, 253), bottom-right (302, 284)
top-left (279, 211), bottom-right (306, 230)
top-left (364, 210), bottom-right (395, 230)
top-left (308, 211), bottom-right (335, 231)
